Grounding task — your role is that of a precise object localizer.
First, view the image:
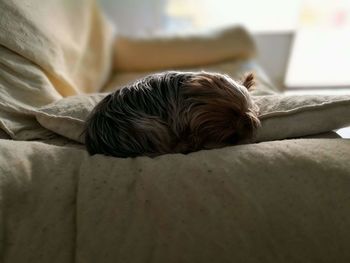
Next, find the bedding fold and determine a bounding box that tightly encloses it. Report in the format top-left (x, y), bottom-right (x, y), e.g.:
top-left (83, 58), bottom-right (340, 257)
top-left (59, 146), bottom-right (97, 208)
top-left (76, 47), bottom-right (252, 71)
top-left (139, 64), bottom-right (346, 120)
top-left (0, 139), bottom-right (83, 263)
top-left (0, 0), bottom-right (114, 96)
top-left (0, 46), bottom-right (61, 140)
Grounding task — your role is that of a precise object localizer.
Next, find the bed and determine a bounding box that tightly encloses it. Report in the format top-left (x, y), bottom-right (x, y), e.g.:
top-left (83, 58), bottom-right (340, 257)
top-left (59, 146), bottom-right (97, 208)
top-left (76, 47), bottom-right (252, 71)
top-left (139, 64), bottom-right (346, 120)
top-left (1, 1), bottom-right (350, 262)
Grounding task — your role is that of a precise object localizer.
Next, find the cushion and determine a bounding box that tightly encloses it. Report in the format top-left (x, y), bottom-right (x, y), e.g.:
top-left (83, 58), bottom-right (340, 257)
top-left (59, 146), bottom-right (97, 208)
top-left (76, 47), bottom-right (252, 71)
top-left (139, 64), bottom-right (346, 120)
top-left (35, 93), bottom-right (350, 144)
top-left (0, 0), bottom-right (114, 96)
top-left (253, 95), bottom-right (350, 142)
top-left (36, 94), bottom-right (107, 143)
top-left (114, 26), bottom-right (256, 72)
top-left (0, 0), bottom-right (114, 140)
top-left (2, 138), bottom-right (350, 262)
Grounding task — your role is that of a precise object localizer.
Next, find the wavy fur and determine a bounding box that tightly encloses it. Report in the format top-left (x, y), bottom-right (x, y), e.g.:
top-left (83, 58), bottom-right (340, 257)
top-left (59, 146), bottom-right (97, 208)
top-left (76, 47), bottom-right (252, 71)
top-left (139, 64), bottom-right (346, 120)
top-left (85, 71), bottom-right (260, 157)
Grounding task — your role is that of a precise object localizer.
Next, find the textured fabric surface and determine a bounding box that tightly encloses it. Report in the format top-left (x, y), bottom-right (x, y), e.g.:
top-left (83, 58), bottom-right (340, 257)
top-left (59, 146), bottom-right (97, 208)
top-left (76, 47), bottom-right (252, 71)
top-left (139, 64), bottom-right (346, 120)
top-left (113, 26), bottom-right (256, 71)
top-left (0, 140), bottom-right (80, 263)
top-left (0, 0), bottom-right (114, 96)
top-left (0, 0), bottom-right (114, 140)
top-left (36, 94), bottom-right (107, 143)
top-left (1, 138), bottom-right (350, 262)
top-left (35, 93), bottom-right (350, 144)
top-left (0, 46), bottom-right (61, 140)
top-left (253, 95), bottom-right (350, 142)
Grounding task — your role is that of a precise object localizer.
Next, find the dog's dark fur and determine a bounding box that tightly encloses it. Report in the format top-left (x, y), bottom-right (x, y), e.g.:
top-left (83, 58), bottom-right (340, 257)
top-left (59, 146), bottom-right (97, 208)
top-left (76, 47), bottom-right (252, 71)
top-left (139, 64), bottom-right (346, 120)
top-left (85, 71), bottom-right (260, 157)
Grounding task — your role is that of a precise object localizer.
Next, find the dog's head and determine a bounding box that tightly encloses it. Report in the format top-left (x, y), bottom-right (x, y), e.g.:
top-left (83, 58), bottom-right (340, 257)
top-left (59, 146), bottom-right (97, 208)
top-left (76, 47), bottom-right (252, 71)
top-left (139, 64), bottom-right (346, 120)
top-left (85, 71), bottom-right (260, 157)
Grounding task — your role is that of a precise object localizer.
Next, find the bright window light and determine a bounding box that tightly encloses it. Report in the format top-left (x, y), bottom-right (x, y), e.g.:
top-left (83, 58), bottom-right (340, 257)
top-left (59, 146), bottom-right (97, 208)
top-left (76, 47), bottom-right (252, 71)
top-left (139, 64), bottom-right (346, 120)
top-left (285, 0), bottom-right (350, 88)
top-left (99, 0), bottom-right (302, 34)
top-left (165, 0), bottom-right (302, 33)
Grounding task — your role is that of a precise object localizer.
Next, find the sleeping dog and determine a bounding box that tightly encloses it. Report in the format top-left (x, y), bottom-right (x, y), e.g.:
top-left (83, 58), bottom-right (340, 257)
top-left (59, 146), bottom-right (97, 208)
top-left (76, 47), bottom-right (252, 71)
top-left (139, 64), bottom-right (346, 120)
top-left (85, 71), bottom-right (260, 157)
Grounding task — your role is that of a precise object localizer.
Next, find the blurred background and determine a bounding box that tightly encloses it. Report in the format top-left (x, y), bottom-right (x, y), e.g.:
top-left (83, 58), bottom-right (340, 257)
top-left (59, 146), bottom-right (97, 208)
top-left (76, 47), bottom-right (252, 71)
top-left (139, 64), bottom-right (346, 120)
top-left (99, 0), bottom-right (350, 95)
top-left (99, 0), bottom-right (302, 35)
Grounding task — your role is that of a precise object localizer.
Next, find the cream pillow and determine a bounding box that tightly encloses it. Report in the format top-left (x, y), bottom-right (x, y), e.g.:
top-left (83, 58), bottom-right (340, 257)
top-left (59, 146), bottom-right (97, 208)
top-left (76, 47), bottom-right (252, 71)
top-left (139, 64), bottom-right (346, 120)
top-left (35, 94), bottom-right (350, 144)
top-left (0, 0), bottom-right (114, 96)
top-left (0, 0), bottom-right (114, 140)
top-left (36, 94), bottom-right (107, 143)
top-left (253, 95), bottom-right (350, 142)
top-left (114, 26), bottom-right (256, 72)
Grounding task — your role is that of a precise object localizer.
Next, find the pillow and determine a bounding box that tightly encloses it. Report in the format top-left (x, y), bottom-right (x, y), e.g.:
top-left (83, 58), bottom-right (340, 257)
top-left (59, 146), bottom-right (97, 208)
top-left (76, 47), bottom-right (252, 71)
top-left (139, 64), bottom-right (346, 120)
top-left (0, 0), bottom-right (114, 140)
top-left (114, 26), bottom-right (256, 72)
top-left (253, 95), bottom-right (350, 142)
top-left (36, 94), bottom-right (107, 143)
top-left (35, 94), bottom-right (350, 144)
top-left (0, 0), bottom-right (114, 96)
top-left (36, 93), bottom-right (106, 143)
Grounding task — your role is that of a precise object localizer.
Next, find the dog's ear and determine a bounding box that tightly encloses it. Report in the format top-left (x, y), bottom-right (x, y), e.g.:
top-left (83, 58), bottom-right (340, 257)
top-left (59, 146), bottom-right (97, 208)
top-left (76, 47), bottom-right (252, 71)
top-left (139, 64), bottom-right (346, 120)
top-left (241, 73), bottom-right (255, 90)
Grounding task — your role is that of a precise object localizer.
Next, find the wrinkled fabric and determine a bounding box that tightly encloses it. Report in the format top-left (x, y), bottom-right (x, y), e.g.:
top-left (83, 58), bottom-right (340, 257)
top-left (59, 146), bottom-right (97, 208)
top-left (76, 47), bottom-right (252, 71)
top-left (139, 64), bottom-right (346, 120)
top-left (0, 0), bottom-right (114, 139)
